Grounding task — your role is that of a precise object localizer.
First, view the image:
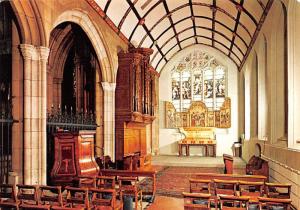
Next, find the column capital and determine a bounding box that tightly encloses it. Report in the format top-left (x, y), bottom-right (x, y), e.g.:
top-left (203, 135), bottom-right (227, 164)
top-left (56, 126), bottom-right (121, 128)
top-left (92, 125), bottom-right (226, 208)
top-left (37, 46), bottom-right (50, 61)
top-left (101, 82), bottom-right (116, 91)
top-left (19, 44), bottom-right (35, 60)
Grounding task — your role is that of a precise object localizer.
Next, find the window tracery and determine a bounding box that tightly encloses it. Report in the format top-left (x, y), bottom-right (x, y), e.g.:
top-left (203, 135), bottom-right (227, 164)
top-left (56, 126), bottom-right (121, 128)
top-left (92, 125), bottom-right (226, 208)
top-left (171, 51), bottom-right (227, 112)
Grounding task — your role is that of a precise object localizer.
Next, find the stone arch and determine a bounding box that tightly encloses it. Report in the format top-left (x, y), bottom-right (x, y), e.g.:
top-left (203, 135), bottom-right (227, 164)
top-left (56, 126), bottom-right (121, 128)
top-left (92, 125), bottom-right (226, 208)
top-left (9, 0), bottom-right (46, 46)
top-left (52, 9), bottom-right (114, 83)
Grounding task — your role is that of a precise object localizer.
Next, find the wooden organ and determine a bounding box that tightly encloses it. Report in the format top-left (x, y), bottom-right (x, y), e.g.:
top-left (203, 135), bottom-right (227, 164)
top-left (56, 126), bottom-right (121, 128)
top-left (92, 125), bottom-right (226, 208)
top-left (50, 131), bottom-right (99, 186)
top-left (178, 127), bottom-right (216, 157)
top-left (115, 47), bottom-right (158, 169)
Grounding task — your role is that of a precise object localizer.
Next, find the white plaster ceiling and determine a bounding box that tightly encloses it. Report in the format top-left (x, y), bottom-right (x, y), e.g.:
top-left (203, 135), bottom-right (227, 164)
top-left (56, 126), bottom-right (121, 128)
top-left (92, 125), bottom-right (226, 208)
top-left (93, 0), bottom-right (273, 72)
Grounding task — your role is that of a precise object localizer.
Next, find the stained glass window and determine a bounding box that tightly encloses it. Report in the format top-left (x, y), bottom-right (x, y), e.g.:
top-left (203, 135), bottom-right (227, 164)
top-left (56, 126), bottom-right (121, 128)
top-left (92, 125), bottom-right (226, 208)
top-left (171, 51), bottom-right (227, 112)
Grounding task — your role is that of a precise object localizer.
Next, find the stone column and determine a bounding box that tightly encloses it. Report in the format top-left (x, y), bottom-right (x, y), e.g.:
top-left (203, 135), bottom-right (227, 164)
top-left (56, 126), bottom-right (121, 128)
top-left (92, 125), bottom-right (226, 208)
top-left (101, 82), bottom-right (116, 161)
top-left (288, 0), bottom-right (300, 149)
top-left (11, 21), bottom-right (23, 183)
top-left (20, 44), bottom-right (49, 185)
top-left (38, 47), bottom-right (50, 185)
top-left (20, 44), bottom-right (35, 184)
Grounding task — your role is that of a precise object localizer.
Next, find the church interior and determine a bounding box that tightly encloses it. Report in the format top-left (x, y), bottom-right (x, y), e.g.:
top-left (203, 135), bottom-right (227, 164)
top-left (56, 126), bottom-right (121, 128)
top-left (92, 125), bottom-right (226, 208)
top-left (0, 0), bottom-right (300, 209)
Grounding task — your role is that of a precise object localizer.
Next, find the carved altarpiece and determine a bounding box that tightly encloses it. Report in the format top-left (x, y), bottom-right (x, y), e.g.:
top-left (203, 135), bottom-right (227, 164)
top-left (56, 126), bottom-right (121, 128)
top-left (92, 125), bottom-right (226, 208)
top-left (165, 98), bottom-right (231, 128)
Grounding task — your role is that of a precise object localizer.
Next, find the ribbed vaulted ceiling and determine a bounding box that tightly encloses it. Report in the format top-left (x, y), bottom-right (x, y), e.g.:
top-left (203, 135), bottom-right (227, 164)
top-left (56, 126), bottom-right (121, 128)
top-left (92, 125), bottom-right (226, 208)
top-left (91, 0), bottom-right (274, 72)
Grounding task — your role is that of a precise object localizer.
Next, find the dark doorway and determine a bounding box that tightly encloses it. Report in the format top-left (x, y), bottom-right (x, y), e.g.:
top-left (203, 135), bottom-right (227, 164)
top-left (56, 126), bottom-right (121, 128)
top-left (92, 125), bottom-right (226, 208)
top-left (0, 1), bottom-right (13, 184)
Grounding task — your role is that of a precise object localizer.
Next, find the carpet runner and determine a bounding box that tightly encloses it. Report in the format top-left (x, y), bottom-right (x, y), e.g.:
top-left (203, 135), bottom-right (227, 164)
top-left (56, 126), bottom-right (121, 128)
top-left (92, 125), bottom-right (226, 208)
top-left (140, 166), bottom-right (244, 198)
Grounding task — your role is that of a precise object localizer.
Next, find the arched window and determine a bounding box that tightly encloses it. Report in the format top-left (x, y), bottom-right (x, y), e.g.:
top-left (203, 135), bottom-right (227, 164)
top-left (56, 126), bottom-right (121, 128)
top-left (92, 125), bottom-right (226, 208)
top-left (171, 51), bottom-right (227, 112)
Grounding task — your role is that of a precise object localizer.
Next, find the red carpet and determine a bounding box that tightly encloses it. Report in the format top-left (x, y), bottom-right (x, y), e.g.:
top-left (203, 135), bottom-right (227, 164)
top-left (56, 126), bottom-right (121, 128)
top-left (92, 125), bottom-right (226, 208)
top-left (141, 166), bottom-right (245, 198)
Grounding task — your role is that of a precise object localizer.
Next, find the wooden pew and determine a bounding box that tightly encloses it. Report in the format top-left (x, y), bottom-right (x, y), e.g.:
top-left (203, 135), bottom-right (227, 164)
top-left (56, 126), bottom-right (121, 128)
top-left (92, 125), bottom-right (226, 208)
top-left (194, 173), bottom-right (267, 183)
top-left (99, 169), bottom-right (157, 200)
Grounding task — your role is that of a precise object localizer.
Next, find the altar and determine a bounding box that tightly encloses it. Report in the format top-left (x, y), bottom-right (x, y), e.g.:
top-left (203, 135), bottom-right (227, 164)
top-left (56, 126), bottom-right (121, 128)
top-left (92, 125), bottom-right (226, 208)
top-left (178, 127), bottom-right (216, 157)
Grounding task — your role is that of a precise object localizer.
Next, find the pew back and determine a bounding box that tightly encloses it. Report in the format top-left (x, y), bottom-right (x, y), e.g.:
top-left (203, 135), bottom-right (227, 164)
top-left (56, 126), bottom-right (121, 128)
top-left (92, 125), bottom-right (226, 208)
top-left (194, 173), bottom-right (267, 183)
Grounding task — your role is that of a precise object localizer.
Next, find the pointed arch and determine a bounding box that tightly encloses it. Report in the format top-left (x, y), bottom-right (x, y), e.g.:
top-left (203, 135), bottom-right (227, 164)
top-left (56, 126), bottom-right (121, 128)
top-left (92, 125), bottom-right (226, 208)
top-left (9, 0), bottom-right (46, 45)
top-left (52, 9), bottom-right (115, 82)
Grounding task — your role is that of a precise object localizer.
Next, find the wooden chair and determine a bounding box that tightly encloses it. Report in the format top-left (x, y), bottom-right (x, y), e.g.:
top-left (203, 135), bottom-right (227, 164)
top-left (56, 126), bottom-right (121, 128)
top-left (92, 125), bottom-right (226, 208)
top-left (64, 186), bottom-right (89, 209)
top-left (265, 183), bottom-right (291, 199)
top-left (219, 195), bottom-right (249, 210)
top-left (0, 184), bottom-right (19, 209)
top-left (223, 154), bottom-right (233, 174)
top-left (118, 176), bottom-right (142, 210)
top-left (90, 188), bottom-right (123, 210)
top-left (239, 181), bottom-right (264, 197)
top-left (214, 179), bottom-right (238, 196)
top-left (96, 176), bottom-right (116, 189)
top-left (39, 185), bottom-right (63, 207)
top-left (189, 179), bottom-right (211, 194)
top-left (258, 197), bottom-right (292, 210)
top-left (17, 184), bottom-right (38, 205)
top-left (78, 176), bottom-right (96, 188)
top-left (52, 207), bottom-right (85, 210)
top-left (182, 192), bottom-right (211, 210)
top-left (17, 184), bottom-right (50, 209)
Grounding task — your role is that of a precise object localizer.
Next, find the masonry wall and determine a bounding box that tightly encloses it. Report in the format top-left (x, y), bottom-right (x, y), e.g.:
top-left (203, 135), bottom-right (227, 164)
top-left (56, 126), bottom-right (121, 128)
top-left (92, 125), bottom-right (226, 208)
top-left (240, 0), bottom-right (300, 208)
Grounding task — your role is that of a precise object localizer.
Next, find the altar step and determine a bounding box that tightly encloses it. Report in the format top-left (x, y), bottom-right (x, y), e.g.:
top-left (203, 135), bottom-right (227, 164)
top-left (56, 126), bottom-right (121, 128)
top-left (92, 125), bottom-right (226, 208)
top-left (152, 155), bottom-right (246, 169)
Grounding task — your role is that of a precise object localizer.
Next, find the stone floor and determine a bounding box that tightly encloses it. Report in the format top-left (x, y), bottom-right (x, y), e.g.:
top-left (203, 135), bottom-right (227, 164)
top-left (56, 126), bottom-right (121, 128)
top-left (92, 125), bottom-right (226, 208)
top-left (152, 155), bottom-right (246, 168)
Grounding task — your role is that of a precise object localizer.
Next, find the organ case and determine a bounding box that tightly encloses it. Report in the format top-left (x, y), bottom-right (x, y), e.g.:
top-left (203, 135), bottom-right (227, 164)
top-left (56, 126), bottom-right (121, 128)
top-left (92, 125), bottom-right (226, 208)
top-left (115, 47), bottom-right (158, 169)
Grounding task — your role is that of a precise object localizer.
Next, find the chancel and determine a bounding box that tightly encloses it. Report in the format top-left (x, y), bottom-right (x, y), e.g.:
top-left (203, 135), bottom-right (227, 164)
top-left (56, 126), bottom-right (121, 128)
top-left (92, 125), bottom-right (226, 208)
top-left (0, 0), bottom-right (299, 209)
